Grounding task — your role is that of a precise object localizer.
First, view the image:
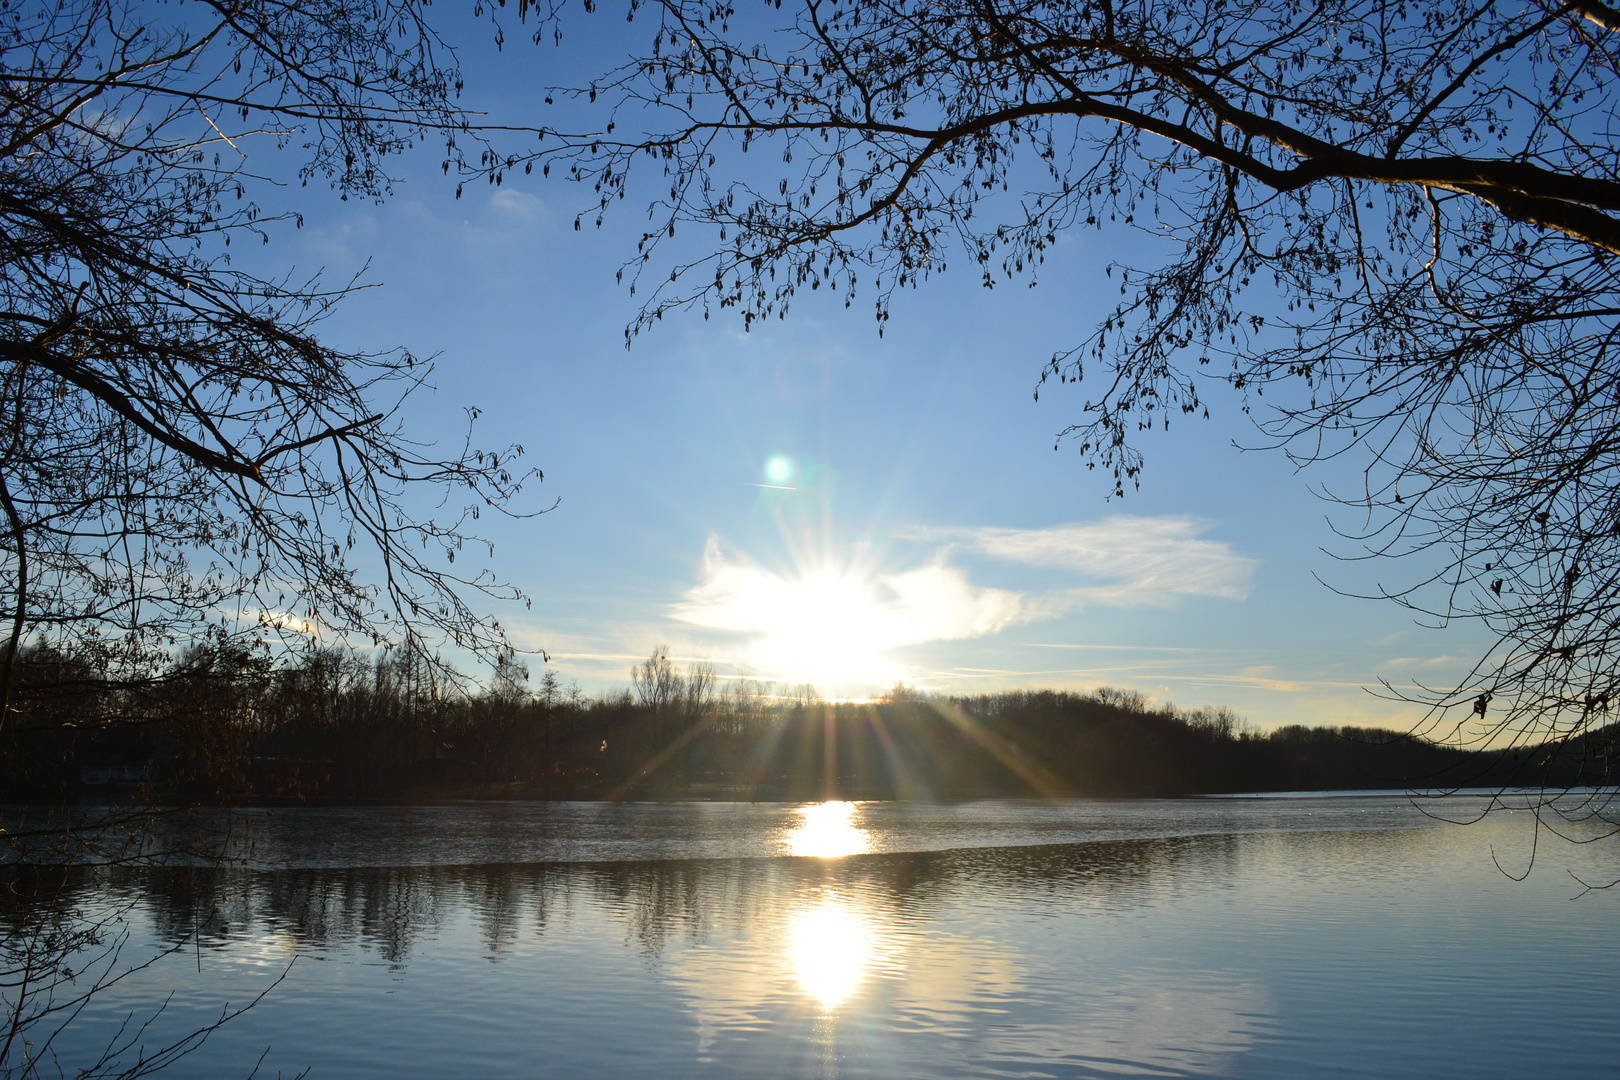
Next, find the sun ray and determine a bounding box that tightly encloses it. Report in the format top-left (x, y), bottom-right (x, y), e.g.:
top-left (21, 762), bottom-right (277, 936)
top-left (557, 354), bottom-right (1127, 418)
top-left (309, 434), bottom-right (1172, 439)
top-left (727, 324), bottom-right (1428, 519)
top-left (928, 700), bottom-right (1072, 797)
top-left (865, 707), bottom-right (934, 802)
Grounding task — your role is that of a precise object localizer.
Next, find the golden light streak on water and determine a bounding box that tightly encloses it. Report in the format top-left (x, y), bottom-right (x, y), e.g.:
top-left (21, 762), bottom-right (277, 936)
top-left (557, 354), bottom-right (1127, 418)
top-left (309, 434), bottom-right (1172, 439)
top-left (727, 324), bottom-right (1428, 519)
top-left (789, 897), bottom-right (876, 1009)
top-left (784, 801), bottom-right (870, 858)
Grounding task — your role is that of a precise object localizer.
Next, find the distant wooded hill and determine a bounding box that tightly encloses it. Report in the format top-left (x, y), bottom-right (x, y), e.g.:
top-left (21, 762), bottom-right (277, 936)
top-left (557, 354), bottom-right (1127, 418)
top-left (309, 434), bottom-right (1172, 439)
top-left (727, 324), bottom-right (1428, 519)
top-left (2, 645), bottom-right (1612, 802)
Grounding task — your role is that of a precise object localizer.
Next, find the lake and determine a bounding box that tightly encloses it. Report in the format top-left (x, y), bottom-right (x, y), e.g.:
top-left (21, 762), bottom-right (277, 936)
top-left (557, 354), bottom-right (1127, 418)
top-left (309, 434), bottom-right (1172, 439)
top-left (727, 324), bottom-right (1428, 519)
top-left (13, 794), bottom-right (1620, 1079)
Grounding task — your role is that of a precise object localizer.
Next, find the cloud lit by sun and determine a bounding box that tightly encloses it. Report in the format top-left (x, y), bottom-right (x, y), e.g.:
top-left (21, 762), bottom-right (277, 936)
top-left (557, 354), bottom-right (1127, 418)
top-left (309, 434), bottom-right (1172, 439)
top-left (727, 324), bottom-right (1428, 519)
top-left (671, 538), bottom-right (1023, 686)
top-left (664, 518), bottom-right (1256, 691)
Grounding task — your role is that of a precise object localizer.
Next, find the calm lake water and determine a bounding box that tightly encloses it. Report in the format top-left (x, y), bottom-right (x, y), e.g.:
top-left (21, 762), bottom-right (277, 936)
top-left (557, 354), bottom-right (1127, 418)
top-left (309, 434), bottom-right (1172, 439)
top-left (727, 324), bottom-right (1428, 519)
top-left (19, 794), bottom-right (1620, 1079)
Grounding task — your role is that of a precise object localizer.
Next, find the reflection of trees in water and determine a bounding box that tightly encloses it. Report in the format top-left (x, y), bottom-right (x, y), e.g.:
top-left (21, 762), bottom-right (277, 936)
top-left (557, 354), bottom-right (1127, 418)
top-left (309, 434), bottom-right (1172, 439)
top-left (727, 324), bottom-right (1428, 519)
top-left (257, 869), bottom-right (445, 965)
top-left (13, 828), bottom-right (1462, 970)
top-left (12, 835), bottom-right (1274, 967)
top-left (135, 869), bottom-right (253, 949)
top-left (593, 862), bottom-right (720, 958)
top-left (119, 826), bottom-right (1494, 961)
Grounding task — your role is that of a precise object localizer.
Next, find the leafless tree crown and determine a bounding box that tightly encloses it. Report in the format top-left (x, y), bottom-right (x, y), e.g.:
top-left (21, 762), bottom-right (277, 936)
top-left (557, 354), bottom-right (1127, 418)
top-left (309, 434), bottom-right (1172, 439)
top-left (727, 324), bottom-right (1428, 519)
top-left (506, 0), bottom-right (1620, 783)
top-left (0, 0), bottom-right (547, 718)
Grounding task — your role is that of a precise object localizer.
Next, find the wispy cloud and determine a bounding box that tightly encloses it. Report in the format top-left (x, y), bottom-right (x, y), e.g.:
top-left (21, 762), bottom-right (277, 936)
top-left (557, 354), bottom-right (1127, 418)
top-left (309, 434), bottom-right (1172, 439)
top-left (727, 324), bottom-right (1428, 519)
top-left (917, 516), bottom-right (1257, 604)
top-left (486, 188), bottom-right (550, 225)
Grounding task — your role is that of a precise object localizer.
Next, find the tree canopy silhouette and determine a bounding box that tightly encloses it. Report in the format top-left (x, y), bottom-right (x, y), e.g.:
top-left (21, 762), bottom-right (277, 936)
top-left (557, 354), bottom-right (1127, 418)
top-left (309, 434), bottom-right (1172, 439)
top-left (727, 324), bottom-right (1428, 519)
top-left (514, 0), bottom-right (1620, 784)
top-left (1, 2), bottom-right (552, 1072)
top-left (0, 0), bottom-right (545, 725)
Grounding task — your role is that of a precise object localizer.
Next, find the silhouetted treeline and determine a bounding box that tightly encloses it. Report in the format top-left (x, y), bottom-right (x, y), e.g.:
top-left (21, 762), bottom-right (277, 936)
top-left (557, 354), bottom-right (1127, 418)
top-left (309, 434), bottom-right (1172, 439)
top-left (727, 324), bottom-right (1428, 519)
top-left (1, 643), bottom-right (1613, 803)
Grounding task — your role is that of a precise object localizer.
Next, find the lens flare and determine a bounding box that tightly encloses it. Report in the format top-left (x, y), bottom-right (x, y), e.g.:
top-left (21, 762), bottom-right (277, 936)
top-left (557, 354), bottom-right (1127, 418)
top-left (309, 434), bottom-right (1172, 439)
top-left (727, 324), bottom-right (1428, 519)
top-left (764, 455), bottom-right (795, 485)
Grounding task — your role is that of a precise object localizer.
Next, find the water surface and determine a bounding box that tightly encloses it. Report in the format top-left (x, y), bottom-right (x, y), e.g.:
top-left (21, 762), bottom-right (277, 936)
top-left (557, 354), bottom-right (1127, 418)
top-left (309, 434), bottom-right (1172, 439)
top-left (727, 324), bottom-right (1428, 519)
top-left (20, 795), bottom-right (1620, 1079)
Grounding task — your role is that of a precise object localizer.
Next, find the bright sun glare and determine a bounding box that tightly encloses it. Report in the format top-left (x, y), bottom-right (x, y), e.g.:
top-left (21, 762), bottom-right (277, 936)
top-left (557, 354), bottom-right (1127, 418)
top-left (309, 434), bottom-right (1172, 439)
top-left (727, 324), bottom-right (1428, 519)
top-left (786, 801), bottom-right (871, 858)
top-left (782, 806), bottom-right (879, 1008)
top-left (751, 570), bottom-right (903, 686)
top-left (789, 897), bottom-right (876, 1009)
top-left (675, 537), bottom-right (1023, 691)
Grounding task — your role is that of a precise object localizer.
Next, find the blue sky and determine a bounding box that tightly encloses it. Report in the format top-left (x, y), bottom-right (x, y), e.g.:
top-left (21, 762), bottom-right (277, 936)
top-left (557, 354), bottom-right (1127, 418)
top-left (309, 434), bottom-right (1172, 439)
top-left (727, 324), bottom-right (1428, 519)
top-left (231, 12), bottom-right (1490, 729)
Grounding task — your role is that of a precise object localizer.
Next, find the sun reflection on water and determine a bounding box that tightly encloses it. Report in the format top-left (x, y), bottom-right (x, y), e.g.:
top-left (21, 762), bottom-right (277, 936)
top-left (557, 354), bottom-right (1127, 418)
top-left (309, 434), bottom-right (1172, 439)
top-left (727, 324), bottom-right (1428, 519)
top-left (789, 897), bottom-right (876, 1009)
top-left (785, 801), bottom-right (871, 858)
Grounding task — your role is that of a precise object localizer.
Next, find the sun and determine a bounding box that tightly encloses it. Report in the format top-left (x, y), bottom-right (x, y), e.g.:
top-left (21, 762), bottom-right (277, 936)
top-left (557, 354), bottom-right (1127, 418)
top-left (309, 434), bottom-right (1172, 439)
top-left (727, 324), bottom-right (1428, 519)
top-left (749, 569), bottom-right (903, 686)
top-left (673, 536), bottom-right (1022, 691)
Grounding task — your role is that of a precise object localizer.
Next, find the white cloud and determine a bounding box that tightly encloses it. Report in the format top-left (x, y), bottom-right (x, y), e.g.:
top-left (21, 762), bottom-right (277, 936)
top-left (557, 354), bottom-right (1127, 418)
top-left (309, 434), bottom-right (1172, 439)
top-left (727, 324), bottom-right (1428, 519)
top-left (923, 516), bottom-right (1256, 604)
top-left (882, 562), bottom-right (1024, 640)
top-left (485, 188), bottom-right (549, 224)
